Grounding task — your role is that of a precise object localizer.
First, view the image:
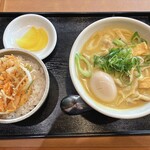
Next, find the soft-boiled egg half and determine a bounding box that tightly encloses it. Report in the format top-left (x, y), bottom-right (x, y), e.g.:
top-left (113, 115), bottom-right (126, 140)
top-left (90, 71), bottom-right (117, 103)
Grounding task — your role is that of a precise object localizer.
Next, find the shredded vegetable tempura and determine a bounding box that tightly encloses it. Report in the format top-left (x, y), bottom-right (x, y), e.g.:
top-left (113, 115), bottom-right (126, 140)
top-left (0, 54), bottom-right (34, 114)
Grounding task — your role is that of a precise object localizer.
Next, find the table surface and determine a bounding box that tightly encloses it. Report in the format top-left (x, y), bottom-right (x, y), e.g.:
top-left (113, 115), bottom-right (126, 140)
top-left (1, 0), bottom-right (150, 149)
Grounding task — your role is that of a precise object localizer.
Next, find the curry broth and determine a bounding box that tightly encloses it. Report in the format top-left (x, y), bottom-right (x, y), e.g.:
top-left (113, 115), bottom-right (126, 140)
top-left (78, 28), bottom-right (148, 109)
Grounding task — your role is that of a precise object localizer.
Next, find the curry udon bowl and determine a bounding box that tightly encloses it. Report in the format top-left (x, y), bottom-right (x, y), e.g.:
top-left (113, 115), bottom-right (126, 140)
top-left (70, 17), bottom-right (150, 119)
top-left (0, 48), bottom-right (49, 123)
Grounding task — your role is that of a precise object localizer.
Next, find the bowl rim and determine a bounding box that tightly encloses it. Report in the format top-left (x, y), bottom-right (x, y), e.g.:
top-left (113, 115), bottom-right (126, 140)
top-left (0, 48), bottom-right (50, 123)
top-left (69, 16), bottom-right (150, 119)
top-left (3, 13), bottom-right (57, 60)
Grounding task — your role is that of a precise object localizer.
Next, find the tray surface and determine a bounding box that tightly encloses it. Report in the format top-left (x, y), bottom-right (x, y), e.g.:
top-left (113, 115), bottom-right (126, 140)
top-left (0, 12), bottom-right (150, 138)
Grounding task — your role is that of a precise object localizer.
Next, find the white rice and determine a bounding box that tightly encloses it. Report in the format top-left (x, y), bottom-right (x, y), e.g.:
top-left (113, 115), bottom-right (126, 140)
top-left (0, 56), bottom-right (46, 119)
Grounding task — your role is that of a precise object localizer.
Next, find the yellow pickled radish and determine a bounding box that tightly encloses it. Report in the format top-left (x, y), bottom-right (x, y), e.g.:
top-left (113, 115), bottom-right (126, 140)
top-left (33, 28), bottom-right (48, 50)
top-left (16, 26), bottom-right (48, 51)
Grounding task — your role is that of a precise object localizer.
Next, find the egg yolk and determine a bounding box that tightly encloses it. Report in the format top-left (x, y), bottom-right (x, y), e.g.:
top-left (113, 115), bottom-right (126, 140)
top-left (16, 26), bottom-right (48, 51)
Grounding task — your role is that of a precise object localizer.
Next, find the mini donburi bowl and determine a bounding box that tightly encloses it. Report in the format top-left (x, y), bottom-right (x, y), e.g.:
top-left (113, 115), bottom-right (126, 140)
top-left (0, 48), bottom-right (50, 123)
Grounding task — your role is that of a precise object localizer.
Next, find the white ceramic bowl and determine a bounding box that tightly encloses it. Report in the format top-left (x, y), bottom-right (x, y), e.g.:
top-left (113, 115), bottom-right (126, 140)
top-left (70, 17), bottom-right (150, 119)
top-left (3, 14), bottom-right (57, 60)
top-left (0, 49), bottom-right (50, 123)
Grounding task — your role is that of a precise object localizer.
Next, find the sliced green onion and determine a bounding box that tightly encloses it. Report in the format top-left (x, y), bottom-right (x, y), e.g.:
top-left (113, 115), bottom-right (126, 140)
top-left (75, 53), bottom-right (92, 78)
top-left (113, 39), bottom-right (126, 47)
top-left (131, 31), bottom-right (147, 44)
top-left (131, 57), bottom-right (141, 77)
top-left (93, 47), bottom-right (141, 84)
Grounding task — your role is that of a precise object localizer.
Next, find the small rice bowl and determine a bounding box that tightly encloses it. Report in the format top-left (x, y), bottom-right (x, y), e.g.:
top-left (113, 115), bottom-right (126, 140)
top-left (0, 49), bottom-right (49, 123)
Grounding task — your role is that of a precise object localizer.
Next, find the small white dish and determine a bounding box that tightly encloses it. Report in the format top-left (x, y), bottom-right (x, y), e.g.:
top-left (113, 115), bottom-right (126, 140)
top-left (3, 14), bottom-right (57, 60)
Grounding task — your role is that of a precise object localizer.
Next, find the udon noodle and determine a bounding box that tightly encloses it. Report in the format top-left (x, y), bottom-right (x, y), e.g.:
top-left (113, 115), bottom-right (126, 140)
top-left (75, 28), bottom-right (150, 109)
